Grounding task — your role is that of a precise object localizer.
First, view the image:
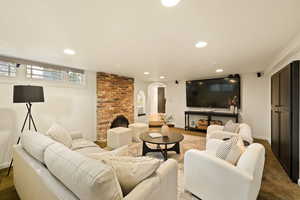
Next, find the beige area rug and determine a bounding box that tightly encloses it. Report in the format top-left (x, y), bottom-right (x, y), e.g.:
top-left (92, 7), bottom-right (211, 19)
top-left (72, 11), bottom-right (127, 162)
top-left (127, 134), bottom-right (206, 200)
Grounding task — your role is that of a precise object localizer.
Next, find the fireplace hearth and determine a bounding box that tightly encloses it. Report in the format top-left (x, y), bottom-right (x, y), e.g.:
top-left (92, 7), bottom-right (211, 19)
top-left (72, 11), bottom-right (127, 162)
top-left (110, 115), bottom-right (129, 129)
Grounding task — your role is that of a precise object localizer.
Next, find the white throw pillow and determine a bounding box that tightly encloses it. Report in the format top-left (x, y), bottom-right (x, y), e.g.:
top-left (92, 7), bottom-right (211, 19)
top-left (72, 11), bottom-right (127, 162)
top-left (44, 143), bottom-right (123, 200)
top-left (46, 123), bottom-right (72, 148)
top-left (21, 131), bottom-right (56, 163)
top-left (223, 120), bottom-right (240, 133)
top-left (91, 155), bottom-right (160, 195)
top-left (216, 136), bottom-right (244, 165)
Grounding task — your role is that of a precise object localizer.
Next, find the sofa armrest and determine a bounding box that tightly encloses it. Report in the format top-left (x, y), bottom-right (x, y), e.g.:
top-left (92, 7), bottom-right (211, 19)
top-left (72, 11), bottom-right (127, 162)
top-left (69, 131), bottom-right (83, 140)
top-left (125, 159), bottom-right (178, 200)
top-left (155, 159), bottom-right (178, 200)
top-left (184, 149), bottom-right (252, 200)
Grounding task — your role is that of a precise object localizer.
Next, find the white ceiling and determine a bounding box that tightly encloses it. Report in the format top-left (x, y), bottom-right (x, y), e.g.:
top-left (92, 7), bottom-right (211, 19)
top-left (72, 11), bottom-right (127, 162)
top-left (0, 0), bottom-right (300, 81)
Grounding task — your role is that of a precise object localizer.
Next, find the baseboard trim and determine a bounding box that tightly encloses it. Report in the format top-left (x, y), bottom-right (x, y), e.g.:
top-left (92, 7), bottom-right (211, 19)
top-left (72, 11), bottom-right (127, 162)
top-left (0, 162), bottom-right (9, 170)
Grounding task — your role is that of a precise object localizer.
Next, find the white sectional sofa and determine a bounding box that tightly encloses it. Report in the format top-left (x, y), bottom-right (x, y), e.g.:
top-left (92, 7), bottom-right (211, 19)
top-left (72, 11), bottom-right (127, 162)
top-left (13, 132), bottom-right (178, 200)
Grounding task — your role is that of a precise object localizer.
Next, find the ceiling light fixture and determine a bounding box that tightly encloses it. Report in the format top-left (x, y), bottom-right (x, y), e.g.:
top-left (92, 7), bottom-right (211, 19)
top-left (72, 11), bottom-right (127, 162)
top-left (144, 72), bottom-right (150, 75)
top-left (161, 0), bottom-right (181, 7)
top-left (63, 49), bottom-right (76, 55)
top-left (195, 41), bottom-right (208, 48)
top-left (160, 76), bottom-right (165, 79)
top-left (216, 69), bottom-right (224, 73)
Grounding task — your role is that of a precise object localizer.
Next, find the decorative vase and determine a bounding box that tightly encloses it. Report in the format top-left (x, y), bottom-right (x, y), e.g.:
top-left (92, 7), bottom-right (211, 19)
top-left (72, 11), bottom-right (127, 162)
top-left (161, 124), bottom-right (170, 138)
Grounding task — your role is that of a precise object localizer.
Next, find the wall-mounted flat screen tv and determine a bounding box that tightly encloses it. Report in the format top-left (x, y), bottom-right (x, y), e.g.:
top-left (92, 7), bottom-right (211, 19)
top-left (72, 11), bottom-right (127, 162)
top-left (186, 77), bottom-right (240, 108)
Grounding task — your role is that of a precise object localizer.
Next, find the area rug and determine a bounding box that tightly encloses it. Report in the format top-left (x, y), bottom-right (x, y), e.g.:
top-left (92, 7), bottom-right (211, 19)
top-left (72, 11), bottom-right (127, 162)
top-left (127, 134), bottom-right (206, 200)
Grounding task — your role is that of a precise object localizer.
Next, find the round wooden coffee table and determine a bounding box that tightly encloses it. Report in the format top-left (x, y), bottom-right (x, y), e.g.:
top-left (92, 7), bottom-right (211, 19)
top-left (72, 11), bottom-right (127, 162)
top-left (139, 132), bottom-right (184, 160)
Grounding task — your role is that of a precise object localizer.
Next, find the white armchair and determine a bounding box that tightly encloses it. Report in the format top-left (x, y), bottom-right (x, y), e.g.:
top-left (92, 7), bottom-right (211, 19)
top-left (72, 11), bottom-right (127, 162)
top-left (184, 139), bottom-right (265, 200)
top-left (207, 123), bottom-right (253, 144)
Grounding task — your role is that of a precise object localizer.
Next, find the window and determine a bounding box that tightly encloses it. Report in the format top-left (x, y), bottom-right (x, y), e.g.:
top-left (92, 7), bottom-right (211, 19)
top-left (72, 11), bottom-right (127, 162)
top-left (0, 60), bottom-right (17, 77)
top-left (26, 65), bottom-right (85, 84)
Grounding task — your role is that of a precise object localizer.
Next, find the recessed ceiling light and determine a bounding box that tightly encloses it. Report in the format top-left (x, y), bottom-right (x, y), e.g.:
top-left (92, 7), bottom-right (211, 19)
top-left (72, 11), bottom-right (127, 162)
top-left (160, 76), bottom-right (165, 79)
top-left (216, 69), bottom-right (224, 73)
top-left (195, 41), bottom-right (208, 48)
top-left (161, 0), bottom-right (181, 7)
top-left (64, 49), bottom-right (76, 55)
top-left (144, 72), bottom-right (150, 75)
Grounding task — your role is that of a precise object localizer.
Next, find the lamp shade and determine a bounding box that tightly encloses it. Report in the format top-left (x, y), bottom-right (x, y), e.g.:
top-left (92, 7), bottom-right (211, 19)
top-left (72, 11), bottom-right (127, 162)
top-left (13, 85), bottom-right (44, 103)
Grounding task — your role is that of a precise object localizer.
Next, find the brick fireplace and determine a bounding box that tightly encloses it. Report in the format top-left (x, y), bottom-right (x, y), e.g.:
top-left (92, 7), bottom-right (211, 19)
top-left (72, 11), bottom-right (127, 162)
top-left (96, 72), bottom-right (134, 141)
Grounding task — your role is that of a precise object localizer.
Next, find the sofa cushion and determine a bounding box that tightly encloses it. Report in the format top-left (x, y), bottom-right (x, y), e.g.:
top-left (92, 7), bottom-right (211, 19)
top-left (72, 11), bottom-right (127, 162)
top-left (44, 143), bottom-right (123, 200)
top-left (21, 131), bottom-right (56, 163)
top-left (71, 138), bottom-right (99, 151)
top-left (75, 146), bottom-right (106, 155)
top-left (46, 123), bottom-right (72, 148)
top-left (87, 145), bottom-right (129, 159)
top-left (90, 155), bottom-right (160, 195)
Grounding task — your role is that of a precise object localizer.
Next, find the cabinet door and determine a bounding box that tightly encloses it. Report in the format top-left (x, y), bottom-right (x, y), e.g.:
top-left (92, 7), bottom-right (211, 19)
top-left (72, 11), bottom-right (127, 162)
top-left (279, 65), bottom-right (291, 175)
top-left (271, 73), bottom-right (280, 158)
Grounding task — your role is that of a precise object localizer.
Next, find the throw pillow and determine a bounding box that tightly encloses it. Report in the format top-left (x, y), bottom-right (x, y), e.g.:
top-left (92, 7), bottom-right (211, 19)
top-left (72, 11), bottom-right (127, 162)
top-left (223, 120), bottom-right (240, 133)
top-left (216, 136), bottom-right (244, 165)
top-left (91, 155), bottom-right (160, 195)
top-left (21, 131), bottom-right (56, 163)
top-left (46, 122), bottom-right (72, 148)
top-left (87, 145), bottom-right (129, 159)
top-left (44, 143), bottom-right (123, 200)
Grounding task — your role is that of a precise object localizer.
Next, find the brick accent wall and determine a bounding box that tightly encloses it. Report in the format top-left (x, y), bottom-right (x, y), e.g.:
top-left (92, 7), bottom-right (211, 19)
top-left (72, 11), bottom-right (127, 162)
top-left (97, 72), bottom-right (134, 141)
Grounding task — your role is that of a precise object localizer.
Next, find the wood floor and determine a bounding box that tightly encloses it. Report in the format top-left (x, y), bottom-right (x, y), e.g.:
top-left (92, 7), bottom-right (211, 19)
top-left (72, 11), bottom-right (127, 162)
top-left (1, 128), bottom-right (300, 200)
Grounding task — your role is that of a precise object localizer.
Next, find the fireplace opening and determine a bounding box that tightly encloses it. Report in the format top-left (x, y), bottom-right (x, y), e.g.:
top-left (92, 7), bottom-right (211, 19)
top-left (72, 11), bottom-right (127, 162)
top-left (110, 115), bottom-right (129, 129)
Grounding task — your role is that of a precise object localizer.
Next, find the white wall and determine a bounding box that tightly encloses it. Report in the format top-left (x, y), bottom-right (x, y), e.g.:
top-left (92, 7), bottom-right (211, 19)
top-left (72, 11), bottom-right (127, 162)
top-left (165, 81), bottom-right (186, 128)
top-left (165, 73), bottom-right (270, 140)
top-left (0, 67), bottom-right (96, 169)
top-left (240, 73), bottom-right (270, 140)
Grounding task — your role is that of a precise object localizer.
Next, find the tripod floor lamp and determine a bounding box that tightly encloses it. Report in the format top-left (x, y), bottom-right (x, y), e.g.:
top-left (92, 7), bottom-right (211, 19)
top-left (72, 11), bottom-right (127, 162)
top-left (7, 85), bottom-right (44, 176)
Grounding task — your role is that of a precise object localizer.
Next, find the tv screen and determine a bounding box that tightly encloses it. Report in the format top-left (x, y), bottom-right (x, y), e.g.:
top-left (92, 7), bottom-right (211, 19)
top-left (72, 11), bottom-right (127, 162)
top-left (186, 77), bottom-right (240, 108)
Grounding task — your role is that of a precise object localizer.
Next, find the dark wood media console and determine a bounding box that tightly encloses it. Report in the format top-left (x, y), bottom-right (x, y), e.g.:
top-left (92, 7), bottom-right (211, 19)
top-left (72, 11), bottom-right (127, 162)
top-left (184, 110), bottom-right (239, 132)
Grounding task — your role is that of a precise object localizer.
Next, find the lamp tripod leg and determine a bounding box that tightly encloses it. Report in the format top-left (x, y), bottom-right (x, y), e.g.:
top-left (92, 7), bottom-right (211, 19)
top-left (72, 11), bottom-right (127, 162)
top-left (21, 110), bottom-right (30, 133)
top-left (7, 106), bottom-right (31, 176)
top-left (29, 113), bottom-right (37, 132)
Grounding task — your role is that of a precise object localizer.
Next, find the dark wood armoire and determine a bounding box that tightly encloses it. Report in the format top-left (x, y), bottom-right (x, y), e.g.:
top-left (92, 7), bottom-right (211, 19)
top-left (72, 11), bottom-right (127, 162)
top-left (271, 61), bottom-right (299, 182)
